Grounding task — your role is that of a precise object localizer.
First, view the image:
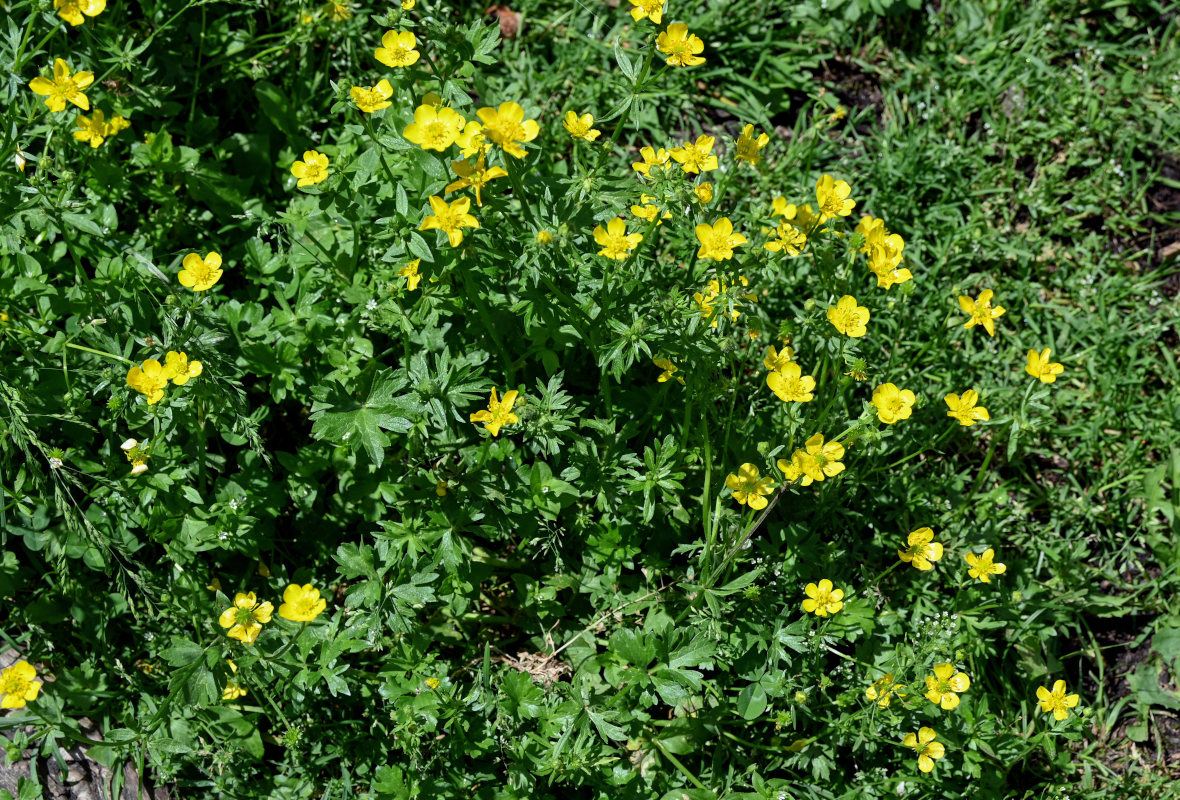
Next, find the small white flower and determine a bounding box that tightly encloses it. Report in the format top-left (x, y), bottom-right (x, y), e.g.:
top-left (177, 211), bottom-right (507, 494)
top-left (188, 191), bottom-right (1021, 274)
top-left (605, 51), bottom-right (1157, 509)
top-left (366, 299), bottom-right (378, 310)
top-left (49, 457), bottom-right (64, 469)
top-left (121, 438), bottom-right (138, 451)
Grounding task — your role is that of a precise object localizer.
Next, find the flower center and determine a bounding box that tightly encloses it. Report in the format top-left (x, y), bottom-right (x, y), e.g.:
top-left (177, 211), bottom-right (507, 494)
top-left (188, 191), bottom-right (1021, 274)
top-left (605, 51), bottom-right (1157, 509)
top-left (235, 607), bottom-right (255, 625)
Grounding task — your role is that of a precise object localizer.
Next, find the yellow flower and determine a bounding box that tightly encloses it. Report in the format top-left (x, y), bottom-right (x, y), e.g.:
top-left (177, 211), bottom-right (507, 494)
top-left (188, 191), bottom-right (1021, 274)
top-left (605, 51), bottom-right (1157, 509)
top-left (865, 674), bottom-right (907, 708)
top-left (375, 30), bottom-right (420, 68)
top-left (399, 259), bottom-right (422, 291)
top-left (126, 359), bottom-right (170, 405)
top-left (792, 433), bottom-right (845, 486)
top-left (898, 527), bottom-right (943, 571)
top-left (593, 217), bottom-right (643, 260)
top-left (290, 149), bottom-right (330, 187)
top-left (105, 114), bottom-right (131, 136)
top-left (958, 289), bottom-right (1006, 336)
top-left (815, 174), bottom-right (855, 222)
top-left (1037, 680), bottom-right (1080, 721)
top-left (725, 463), bottom-right (775, 510)
top-left (1026, 348), bottom-right (1064, 383)
top-left (656, 23), bottom-right (705, 67)
top-left (163, 351), bottom-right (203, 385)
top-left (766, 362), bottom-right (815, 403)
top-left (419, 195), bottom-right (479, 247)
top-left (670, 135), bottom-right (718, 174)
top-left (630, 194), bottom-right (672, 224)
top-left (73, 109), bottom-right (107, 148)
top-left (455, 121), bottom-right (487, 158)
top-left (695, 217), bottom-right (747, 260)
top-left (350, 79), bottom-right (394, 113)
top-left (869, 382), bottom-right (915, 424)
top-left (0, 660), bottom-right (42, 709)
top-left (470, 387), bottom-right (519, 437)
top-left (866, 232), bottom-right (911, 289)
top-left (475, 101), bottom-right (540, 159)
top-left (964, 548), bottom-right (1006, 582)
top-left (563, 111), bottom-right (601, 141)
top-left (763, 344), bottom-right (795, 372)
top-left (628, 0), bottom-right (664, 24)
top-left (632, 146), bottom-right (672, 178)
top-left (695, 182), bottom-right (713, 204)
top-left (326, 1), bottom-right (351, 22)
top-left (222, 660), bottom-right (247, 701)
top-left (694, 278), bottom-right (754, 327)
top-left (944, 390), bottom-right (989, 427)
top-left (801, 578), bottom-right (843, 616)
top-left (120, 438), bottom-right (150, 475)
top-left (902, 727), bottom-right (945, 773)
top-left (654, 357), bottom-right (685, 385)
top-left (925, 663), bottom-right (970, 710)
top-left (764, 220), bottom-right (807, 256)
top-left (402, 0), bottom-right (415, 7)
top-left (178, 251), bottom-right (223, 291)
top-left (279, 583), bottom-right (327, 622)
top-left (735, 124), bottom-right (770, 165)
top-left (536, 230), bottom-right (553, 244)
top-left (445, 155), bottom-right (508, 206)
top-left (826, 295), bottom-right (869, 337)
top-left (404, 104), bottom-right (467, 151)
top-left (771, 196), bottom-right (796, 218)
top-left (55, 0), bottom-right (106, 26)
top-left (218, 592), bottom-right (274, 645)
top-left (29, 58), bottom-right (94, 113)
top-left (435, 480), bottom-right (448, 496)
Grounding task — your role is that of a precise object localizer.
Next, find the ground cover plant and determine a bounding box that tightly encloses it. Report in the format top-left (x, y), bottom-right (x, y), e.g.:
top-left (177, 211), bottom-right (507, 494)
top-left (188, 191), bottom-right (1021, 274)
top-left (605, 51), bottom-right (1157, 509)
top-left (1, 0), bottom-right (1179, 798)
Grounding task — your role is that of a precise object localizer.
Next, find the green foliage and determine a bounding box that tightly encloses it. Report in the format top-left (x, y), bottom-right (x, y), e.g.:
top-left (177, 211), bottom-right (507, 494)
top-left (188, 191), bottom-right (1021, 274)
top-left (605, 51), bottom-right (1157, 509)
top-left (2, 0), bottom-right (1179, 799)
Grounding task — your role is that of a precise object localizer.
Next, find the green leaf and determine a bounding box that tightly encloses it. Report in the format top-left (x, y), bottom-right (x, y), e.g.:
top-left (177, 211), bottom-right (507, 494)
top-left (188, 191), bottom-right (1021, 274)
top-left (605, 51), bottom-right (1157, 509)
top-left (159, 637), bottom-right (204, 667)
top-left (61, 212), bottom-right (104, 237)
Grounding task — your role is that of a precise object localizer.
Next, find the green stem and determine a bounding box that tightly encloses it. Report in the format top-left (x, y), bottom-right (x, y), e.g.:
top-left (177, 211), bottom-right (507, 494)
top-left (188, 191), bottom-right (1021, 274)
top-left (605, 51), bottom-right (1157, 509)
top-left (66, 343), bottom-right (135, 365)
top-left (650, 737), bottom-right (708, 792)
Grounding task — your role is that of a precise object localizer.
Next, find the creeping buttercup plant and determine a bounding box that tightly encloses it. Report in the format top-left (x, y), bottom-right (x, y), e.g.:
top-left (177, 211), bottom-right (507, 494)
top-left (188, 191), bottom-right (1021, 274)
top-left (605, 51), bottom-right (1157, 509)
top-left (2, 0), bottom-right (1179, 799)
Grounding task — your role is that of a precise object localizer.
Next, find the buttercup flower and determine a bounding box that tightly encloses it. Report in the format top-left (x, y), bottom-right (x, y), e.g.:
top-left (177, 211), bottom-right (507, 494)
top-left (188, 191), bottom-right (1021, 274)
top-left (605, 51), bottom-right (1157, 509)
top-left (870, 382), bottom-right (915, 424)
top-left (221, 660), bottom-right (247, 701)
top-left (1037, 680), bottom-right (1080, 721)
top-left (925, 663), bottom-right (970, 710)
top-left (801, 579), bottom-right (844, 616)
top-left (958, 289), bottom-right (1005, 336)
top-left (694, 182), bottom-right (713, 204)
top-left (631, 195), bottom-right (672, 224)
top-left (866, 230), bottom-right (911, 289)
top-left (593, 217), bottom-right (643, 260)
top-left (815, 174), bottom-right (855, 222)
top-left (695, 217), bottom-right (747, 260)
top-left (404, 104), bottom-right (467, 151)
top-left (563, 111), bottom-right (601, 141)
top-left (402, 0), bottom-right (415, 7)
top-left (218, 592), bottom-right (274, 645)
top-left (29, 58), bottom-right (94, 112)
top-left (734, 124), bottom-right (770, 165)
top-left (898, 527), bottom-right (943, 571)
top-left (163, 351), bottom-right (203, 385)
top-left (964, 548), bottom-right (1006, 582)
top-left (671, 135), bottom-right (718, 174)
top-left (120, 438), bottom-right (150, 475)
top-left (1026, 348), bottom-right (1064, 383)
top-left (399, 259), bottom-right (422, 291)
top-left (654, 357), bottom-right (685, 385)
top-left (73, 109), bottom-right (107, 148)
top-left (771, 197), bottom-right (796, 218)
top-left (694, 278), bottom-right (754, 327)
top-left (827, 295), bottom-right (870, 337)
top-left (55, 0), bottom-right (105, 25)
top-left (326, 1), bottom-right (351, 22)
top-left (766, 362), bottom-right (815, 403)
top-left (944, 390), bottom-right (989, 426)
top-left (178, 251), bottom-right (223, 291)
top-left (470, 387), bottom-right (519, 437)
top-left (628, 0), bottom-right (664, 23)
top-left (350, 79), bottom-right (394, 113)
top-left (105, 114), bottom-right (131, 136)
top-left (656, 23), bottom-right (705, 67)
top-left (632, 146), bottom-right (672, 178)
top-left (0, 661), bottom-right (42, 709)
top-left (127, 360), bottom-right (170, 405)
top-left (455, 121), bottom-right (488, 158)
top-left (279, 583), bottom-right (327, 622)
top-left (725, 463), bottom-right (775, 510)
top-left (765, 220), bottom-right (808, 256)
top-left (792, 433), bottom-right (846, 486)
top-left (536, 230), bottom-right (553, 244)
top-left (445, 156), bottom-right (507, 206)
top-left (903, 727), bottom-right (945, 773)
top-left (763, 344), bottom-right (795, 372)
top-left (291, 150), bottom-right (330, 187)
top-left (476, 102), bottom-right (539, 159)
top-left (375, 30), bottom-right (420, 68)
top-left (866, 674), bottom-right (907, 708)
top-left (419, 195), bottom-right (479, 247)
